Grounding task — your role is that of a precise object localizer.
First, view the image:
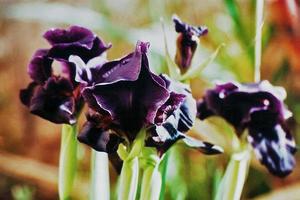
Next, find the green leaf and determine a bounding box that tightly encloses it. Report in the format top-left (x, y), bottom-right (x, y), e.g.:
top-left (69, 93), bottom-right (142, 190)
top-left (272, 59), bottom-right (290, 83)
top-left (180, 44), bottom-right (224, 81)
top-left (212, 169), bottom-right (223, 200)
top-left (59, 124), bottom-right (78, 200)
top-left (223, 0), bottom-right (254, 66)
top-left (159, 151), bottom-right (170, 200)
top-left (161, 18), bottom-right (181, 80)
top-left (223, 0), bottom-right (249, 46)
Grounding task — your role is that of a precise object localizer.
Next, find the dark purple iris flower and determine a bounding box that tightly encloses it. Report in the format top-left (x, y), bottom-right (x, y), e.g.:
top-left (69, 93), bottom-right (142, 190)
top-left (74, 41), bottom-right (223, 156)
top-left (173, 15), bottom-right (208, 73)
top-left (197, 81), bottom-right (296, 177)
top-left (20, 26), bottom-right (111, 124)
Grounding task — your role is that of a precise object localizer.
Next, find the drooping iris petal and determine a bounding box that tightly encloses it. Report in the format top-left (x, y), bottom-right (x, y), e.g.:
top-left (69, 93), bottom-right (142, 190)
top-left (78, 121), bottom-right (123, 153)
top-left (81, 42), bottom-right (170, 139)
top-left (197, 81), bottom-right (291, 134)
top-left (147, 75), bottom-right (223, 155)
top-left (197, 81), bottom-right (296, 176)
top-left (28, 49), bottom-right (53, 84)
top-left (248, 121), bottom-right (296, 177)
top-left (21, 77), bottom-right (76, 124)
top-left (173, 15), bottom-right (208, 73)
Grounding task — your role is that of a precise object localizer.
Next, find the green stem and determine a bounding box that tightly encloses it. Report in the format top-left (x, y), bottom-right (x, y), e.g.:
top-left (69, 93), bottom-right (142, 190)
top-left (117, 129), bottom-right (146, 200)
top-left (159, 151), bottom-right (169, 200)
top-left (140, 164), bottom-right (162, 200)
top-left (58, 124), bottom-right (78, 200)
top-left (215, 147), bottom-right (251, 200)
top-left (254, 0), bottom-right (264, 82)
top-left (90, 150), bottom-right (110, 200)
top-left (118, 157), bottom-right (139, 200)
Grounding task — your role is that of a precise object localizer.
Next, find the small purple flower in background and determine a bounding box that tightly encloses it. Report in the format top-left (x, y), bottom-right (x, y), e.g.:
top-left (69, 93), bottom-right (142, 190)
top-left (197, 81), bottom-right (297, 177)
top-left (173, 15), bottom-right (208, 73)
top-left (73, 41), bottom-right (223, 155)
top-left (20, 26), bottom-right (110, 124)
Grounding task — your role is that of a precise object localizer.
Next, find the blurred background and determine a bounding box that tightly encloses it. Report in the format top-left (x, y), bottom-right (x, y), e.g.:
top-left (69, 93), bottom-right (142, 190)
top-left (0, 0), bottom-right (300, 199)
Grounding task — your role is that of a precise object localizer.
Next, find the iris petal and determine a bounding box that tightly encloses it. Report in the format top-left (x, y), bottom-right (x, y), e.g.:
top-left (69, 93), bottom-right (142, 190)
top-left (82, 42), bottom-right (170, 138)
top-left (197, 81), bottom-right (296, 176)
top-left (27, 77), bottom-right (76, 124)
top-left (28, 49), bottom-right (53, 84)
top-left (248, 123), bottom-right (296, 177)
top-left (78, 121), bottom-right (123, 153)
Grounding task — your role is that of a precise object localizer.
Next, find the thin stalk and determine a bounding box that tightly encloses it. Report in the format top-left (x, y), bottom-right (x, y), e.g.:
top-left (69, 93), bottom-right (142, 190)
top-left (58, 124), bottom-right (78, 200)
top-left (215, 147), bottom-right (251, 200)
top-left (117, 129), bottom-right (146, 200)
top-left (254, 0), bottom-right (264, 82)
top-left (159, 151), bottom-right (169, 200)
top-left (118, 157), bottom-right (139, 200)
top-left (90, 151), bottom-right (110, 200)
top-left (140, 165), bottom-right (162, 200)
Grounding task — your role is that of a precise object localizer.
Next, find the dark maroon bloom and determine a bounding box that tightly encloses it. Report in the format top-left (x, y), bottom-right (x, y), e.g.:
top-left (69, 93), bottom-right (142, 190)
top-left (20, 26), bottom-right (110, 124)
top-left (146, 75), bottom-right (223, 155)
top-left (173, 15), bottom-right (208, 73)
top-left (77, 112), bottom-right (124, 153)
top-left (197, 81), bottom-right (296, 177)
top-left (78, 41), bottom-right (170, 140)
top-left (74, 41), bottom-right (223, 155)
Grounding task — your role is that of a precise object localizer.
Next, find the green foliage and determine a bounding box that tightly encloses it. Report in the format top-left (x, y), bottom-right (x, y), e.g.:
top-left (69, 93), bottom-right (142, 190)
top-left (11, 185), bottom-right (35, 200)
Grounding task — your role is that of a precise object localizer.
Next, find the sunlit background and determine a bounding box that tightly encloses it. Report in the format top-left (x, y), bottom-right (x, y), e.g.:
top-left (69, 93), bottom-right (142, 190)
top-left (0, 0), bottom-right (300, 199)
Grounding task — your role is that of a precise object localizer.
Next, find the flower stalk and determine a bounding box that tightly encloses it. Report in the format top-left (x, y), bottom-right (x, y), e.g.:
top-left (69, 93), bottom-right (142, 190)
top-left (58, 124), bottom-right (78, 200)
top-left (90, 150), bottom-right (110, 200)
top-left (140, 164), bottom-right (162, 200)
top-left (254, 0), bottom-right (264, 82)
top-left (117, 129), bottom-right (146, 200)
top-left (216, 1), bottom-right (264, 199)
top-left (215, 143), bottom-right (251, 200)
top-left (139, 147), bottom-right (162, 200)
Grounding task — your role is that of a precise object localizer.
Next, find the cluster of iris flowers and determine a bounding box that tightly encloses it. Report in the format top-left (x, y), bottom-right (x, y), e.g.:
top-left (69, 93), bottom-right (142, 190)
top-left (20, 15), bottom-right (296, 200)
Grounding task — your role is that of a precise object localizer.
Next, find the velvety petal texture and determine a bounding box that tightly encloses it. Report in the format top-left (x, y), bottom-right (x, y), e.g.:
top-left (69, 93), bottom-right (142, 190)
top-left (173, 15), bottom-right (208, 73)
top-left (78, 113), bottom-right (123, 153)
top-left (197, 81), bottom-right (296, 177)
top-left (21, 25), bottom-right (223, 160)
top-left (146, 75), bottom-right (223, 155)
top-left (20, 26), bottom-right (110, 124)
top-left (74, 41), bottom-right (222, 155)
top-left (81, 41), bottom-right (170, 140)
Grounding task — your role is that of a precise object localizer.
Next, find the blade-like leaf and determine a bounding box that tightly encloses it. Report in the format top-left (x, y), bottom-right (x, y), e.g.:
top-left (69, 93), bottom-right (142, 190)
top-left (180, 44), bottom-right (224, 81)
top-left (161, 18), bottom-right (181, 80)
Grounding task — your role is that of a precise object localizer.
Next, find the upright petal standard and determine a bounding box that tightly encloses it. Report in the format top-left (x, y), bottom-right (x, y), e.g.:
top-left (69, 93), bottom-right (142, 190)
top-left (73, 41), bottom-right (223, 156)
top-left (20, 26), bottom-right (111, 124)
